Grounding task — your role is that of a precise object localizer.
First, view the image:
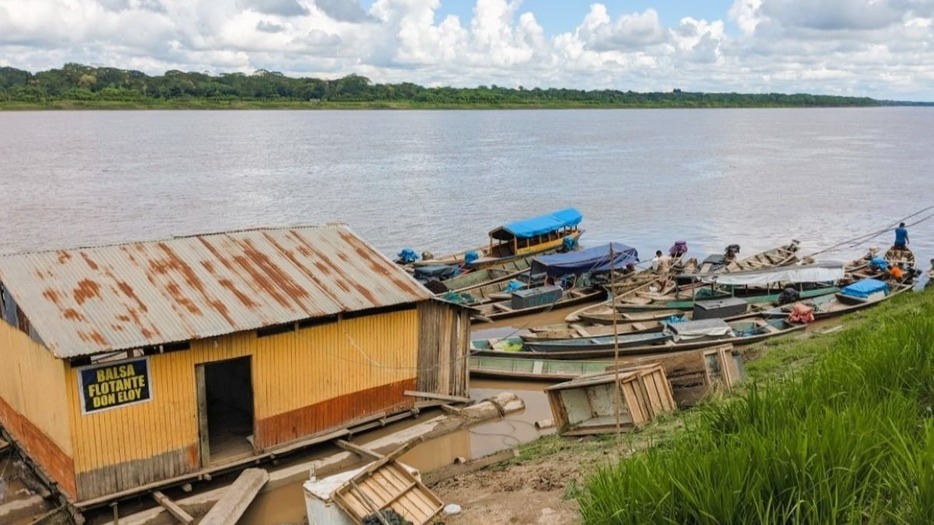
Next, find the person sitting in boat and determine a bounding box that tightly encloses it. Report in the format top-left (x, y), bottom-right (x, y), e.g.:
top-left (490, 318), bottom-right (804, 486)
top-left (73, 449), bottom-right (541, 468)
top-left (893, 222), bottom-right (910, 251)
top-left (724, 244), bottom-right (741, 263)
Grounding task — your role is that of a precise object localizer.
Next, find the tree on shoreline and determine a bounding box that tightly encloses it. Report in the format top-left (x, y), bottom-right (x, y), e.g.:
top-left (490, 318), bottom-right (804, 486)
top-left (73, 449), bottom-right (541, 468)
top-left (0, 64), bottom-right (921, 108)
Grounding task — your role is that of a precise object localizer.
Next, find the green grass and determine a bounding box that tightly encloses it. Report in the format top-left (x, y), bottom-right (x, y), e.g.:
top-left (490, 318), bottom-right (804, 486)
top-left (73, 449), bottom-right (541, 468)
top-left (579, 289), bottom-right (934, 524)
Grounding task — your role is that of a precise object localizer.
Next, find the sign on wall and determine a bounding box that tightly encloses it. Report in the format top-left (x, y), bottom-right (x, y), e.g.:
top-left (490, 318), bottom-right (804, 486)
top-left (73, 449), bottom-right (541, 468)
top-left (78, 357), bottom-right (152, 414)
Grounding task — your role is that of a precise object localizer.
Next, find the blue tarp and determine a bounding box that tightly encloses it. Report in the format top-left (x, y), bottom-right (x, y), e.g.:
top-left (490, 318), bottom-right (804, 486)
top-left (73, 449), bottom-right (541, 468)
top-left (490, 208), bottom-right (583, 240)
top-left (530, 242), bottom-right (639, 278)
top-left (841, 278), bottom-right (889, 299)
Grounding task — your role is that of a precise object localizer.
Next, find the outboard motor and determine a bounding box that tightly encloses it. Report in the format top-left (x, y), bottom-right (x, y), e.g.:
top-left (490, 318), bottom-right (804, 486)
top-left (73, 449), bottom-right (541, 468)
top-left (778, 287), bottom-right (800, 305)
top-left (421, 251), bottom-right (434, 261)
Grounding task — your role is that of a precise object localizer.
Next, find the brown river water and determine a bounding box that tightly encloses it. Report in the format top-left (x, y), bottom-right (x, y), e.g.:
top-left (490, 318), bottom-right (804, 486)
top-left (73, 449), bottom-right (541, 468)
top-left (2, 109), bottom-right (933, 522)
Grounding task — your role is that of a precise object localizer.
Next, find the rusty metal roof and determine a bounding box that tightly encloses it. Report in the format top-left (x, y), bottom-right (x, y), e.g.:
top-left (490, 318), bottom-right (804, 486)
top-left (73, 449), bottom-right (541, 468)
top-left (0, 225), bottom-right (432, 359)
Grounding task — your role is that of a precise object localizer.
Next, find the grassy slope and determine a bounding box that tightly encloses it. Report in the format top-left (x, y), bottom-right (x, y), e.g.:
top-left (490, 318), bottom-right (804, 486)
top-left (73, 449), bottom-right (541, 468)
top-left (578, 287), bottom-right (934, 524)
top-left (483, 289), bottom-right (933, 524)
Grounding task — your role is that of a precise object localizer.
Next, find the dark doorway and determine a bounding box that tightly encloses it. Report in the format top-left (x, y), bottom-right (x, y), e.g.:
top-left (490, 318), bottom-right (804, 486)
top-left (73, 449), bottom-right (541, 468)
top-left (196, 357), bottom-right (255, 465)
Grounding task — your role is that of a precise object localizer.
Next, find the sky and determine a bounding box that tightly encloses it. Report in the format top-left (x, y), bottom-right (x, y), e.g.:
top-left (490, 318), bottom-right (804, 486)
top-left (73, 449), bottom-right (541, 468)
top-left (0, 0), bottom-right (932, 101)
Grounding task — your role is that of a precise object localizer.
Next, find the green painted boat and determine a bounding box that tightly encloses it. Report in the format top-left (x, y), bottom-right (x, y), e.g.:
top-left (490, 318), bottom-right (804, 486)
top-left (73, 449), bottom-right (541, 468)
top-left (469, 355), bottom-right (611, 381)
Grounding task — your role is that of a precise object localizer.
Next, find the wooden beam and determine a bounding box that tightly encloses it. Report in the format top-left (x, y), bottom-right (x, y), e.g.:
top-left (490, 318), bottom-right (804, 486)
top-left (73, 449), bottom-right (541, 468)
top-left (404, 390), bottom-right (471, 404)
top-left (335, 440), bottom-right (383, 460)
top-left (198, 469), bottom-right (268, 525)
top-left (151, 491), bottom-right (194, 525)
top-left (423, 448), bottom-right (519, 485)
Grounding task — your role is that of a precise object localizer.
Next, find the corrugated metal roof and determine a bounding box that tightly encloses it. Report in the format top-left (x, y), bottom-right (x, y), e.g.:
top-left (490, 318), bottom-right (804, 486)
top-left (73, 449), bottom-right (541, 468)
top-left (0, 225), bottom-right (432, 359)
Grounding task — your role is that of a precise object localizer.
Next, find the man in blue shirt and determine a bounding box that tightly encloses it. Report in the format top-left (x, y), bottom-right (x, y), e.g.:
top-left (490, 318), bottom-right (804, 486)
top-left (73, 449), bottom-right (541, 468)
top-left (894, 222), bottom-right (909, 250)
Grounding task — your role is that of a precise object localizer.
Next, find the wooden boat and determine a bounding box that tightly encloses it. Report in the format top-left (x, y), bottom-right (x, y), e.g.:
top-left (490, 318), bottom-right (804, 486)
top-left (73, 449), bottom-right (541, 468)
top-left (884, 245), bottom-right (915, 268)
top-left (928, 259), bottom-right (934, 288)
top-left (526, 330), bottom-right (675, 352)
top-left (471, 317), bottom-right (805, 360)
top-left (470, 344), bottom-right (744, 408)
top-left (546, 364), bottom-right (676, 436)
top-left (764, 279), bottom-right (912, 321)
top-left (441, 242), bottom-right (635, 305)
top-left (520, 318), bottom-right (671, 342)
top-left (571, 240), bottom-right (804, 323)
top-left (469, 355), bottom-right (612, 381)
top-left (408, 208), bottom-right (583, 270)
top-left (469, 286), bottom-right (606, 323)
top-left (612, 284), bottom-right (840, 313)
top-left (436, 256), bottom-right (535, 291)
top-left (694, 239), bottom-right (802, 274)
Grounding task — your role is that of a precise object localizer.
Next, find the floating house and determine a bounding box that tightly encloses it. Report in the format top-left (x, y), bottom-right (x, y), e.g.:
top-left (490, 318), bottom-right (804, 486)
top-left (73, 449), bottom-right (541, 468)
top-left (0, 225), bottom-right (469, 509)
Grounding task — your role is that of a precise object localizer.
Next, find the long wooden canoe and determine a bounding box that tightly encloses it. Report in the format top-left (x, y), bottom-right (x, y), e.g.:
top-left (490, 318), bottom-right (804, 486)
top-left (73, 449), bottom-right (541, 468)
top-left (763, 282), bottom-right (912, 321)
top-left (471, 317), bottom-right (805, 360)
top-left (469, 286), bottom-right (606, 323)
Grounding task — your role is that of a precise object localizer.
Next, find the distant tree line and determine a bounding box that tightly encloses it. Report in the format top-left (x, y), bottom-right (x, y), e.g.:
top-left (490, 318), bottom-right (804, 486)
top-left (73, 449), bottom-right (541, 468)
top-left (0, 63), bottom-right (923, 109)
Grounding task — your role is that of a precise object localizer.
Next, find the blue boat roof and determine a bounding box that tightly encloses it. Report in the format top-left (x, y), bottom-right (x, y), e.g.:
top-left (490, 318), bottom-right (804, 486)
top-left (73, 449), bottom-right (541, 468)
top-left (531, 242), bottom-right (638, 277)
top-left (841, 278), bottom-right (889, 299)
top-left (490, 208), bottom-right (583, 240)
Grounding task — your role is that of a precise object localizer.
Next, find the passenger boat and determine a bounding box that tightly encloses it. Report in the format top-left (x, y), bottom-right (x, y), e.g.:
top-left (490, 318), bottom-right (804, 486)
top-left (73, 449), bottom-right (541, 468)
top-left (407, 208), bottom-right (584, 270)
top-left (471, 317), bottom-right (805, 360)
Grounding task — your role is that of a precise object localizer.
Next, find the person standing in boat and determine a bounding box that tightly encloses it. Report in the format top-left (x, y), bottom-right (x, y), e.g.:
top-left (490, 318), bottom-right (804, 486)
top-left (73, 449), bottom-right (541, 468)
top-left (652, 250), bottom-right (671, 275)
top-left (894, 222), bottom-right (910, 251)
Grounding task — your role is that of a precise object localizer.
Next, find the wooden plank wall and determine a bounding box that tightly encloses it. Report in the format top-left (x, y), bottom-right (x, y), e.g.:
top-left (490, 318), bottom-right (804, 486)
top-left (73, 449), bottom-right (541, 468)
top-left (416, 301), bottom-right (469, 399)
top-left (0, 320), bottom-right (76, 498)
top-left (67, 308), bottom-right (420, 501)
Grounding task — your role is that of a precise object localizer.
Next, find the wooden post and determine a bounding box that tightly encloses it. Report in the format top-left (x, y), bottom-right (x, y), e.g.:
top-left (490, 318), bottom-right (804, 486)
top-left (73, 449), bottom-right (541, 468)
top-left (611, 244), bottom-right (622, 446)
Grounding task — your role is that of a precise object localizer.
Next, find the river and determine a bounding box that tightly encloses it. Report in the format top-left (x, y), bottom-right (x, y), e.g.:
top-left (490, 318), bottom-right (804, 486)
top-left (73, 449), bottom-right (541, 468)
top-left (1, 108), bottom-right (932, 523)
top-left (1, 108), bottom-right (932, 269)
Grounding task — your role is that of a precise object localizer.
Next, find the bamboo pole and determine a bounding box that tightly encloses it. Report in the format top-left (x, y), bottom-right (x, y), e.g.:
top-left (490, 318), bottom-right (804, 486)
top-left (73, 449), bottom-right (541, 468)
top-left (611, 244), bottom-right (621, 446)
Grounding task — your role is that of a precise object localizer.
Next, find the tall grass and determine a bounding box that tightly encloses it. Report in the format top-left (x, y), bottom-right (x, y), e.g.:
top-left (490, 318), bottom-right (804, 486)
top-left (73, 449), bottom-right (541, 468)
top-left (580, 290), bottom-right (934, 524)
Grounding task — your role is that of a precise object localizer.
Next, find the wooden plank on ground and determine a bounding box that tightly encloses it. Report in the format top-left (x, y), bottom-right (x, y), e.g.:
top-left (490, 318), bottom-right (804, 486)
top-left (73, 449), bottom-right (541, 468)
top-left (336, 440), bottom-right (384, 460)
top-left (199, 468), bottom-right (269, 525)
top-left (151, 491), bottom-right (194, 525)
top-left (423, 449), bottom-right (519, 485)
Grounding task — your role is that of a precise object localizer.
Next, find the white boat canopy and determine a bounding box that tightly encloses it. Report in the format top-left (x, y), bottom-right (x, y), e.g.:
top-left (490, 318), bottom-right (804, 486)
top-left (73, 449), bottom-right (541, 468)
top-left (699, 262), bottom-right (846, 286)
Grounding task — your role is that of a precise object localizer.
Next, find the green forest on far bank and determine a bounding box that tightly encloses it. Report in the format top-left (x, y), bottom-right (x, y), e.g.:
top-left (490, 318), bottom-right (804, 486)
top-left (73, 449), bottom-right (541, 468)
top-left (0, 63), bottom-right (928, 110)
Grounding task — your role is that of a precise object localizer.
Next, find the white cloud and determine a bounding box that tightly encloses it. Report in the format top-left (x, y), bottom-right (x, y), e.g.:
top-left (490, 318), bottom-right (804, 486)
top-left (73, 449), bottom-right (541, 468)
top-left (0, 0), bottom-right (931, 100)
top-left (578, 5), bottom-right (667, 51)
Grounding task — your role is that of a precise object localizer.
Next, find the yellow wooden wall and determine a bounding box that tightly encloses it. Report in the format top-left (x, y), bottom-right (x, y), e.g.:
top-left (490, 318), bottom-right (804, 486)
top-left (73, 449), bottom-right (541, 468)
top-left (66, 308), bottom-right (419, 501)
top-left (0, 321), bottom-right (75, 496)
top-left (0, 321), bottom-right (72, 454)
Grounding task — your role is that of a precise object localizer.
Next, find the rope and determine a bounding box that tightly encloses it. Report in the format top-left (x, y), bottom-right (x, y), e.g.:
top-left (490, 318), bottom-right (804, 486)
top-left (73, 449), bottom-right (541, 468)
top-left (804, 204), bottom-right (934, 259)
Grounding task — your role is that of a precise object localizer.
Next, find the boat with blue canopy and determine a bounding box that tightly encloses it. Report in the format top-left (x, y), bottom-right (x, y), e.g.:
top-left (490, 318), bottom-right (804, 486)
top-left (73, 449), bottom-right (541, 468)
top-left (405, 207), bottom-right (584, 271)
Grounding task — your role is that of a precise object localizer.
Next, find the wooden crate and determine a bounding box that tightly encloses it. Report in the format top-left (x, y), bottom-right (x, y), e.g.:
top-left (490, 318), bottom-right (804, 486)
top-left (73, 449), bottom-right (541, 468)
top-left (606, 344), bottom-right (741, 407)
top-left (545, 364), bottom-right (675, 437)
